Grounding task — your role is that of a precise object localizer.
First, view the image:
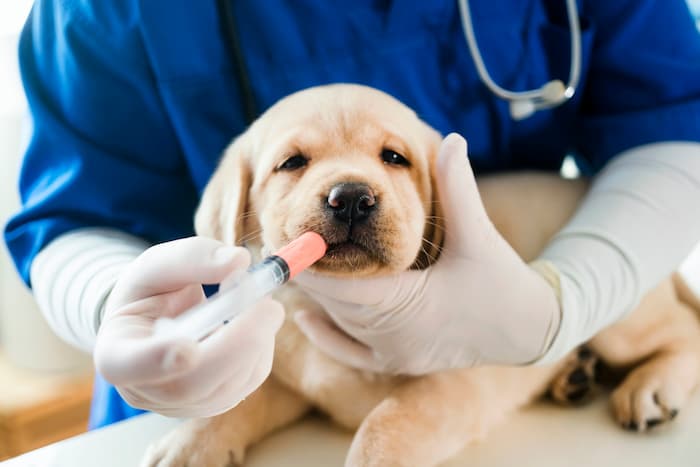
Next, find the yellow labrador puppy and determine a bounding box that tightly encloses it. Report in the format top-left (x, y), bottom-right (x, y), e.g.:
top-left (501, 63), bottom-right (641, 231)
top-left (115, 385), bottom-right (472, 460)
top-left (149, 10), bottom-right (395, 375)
top-left (142, 84), bottom-right (700, 467)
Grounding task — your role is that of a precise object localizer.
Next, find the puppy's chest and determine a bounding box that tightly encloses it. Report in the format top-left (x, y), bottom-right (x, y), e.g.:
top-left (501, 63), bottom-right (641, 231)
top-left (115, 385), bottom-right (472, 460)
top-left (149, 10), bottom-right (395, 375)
top-left (269, 284), bottom-right (399, 427)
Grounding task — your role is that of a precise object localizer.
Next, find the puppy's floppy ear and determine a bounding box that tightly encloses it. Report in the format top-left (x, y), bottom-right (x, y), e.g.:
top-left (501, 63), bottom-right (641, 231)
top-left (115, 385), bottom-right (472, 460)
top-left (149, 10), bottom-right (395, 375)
top-left (195, 135), bottom-right (252, 246)
top-left (414, 131), bottom-right (445, 269)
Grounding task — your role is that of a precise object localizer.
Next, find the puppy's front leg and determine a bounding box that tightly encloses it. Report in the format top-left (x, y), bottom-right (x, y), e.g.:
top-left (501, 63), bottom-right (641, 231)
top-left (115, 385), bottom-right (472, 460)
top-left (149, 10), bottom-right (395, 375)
top-left (345, 365), bottom-right (556, 467)
top-left (141, 377), bottom-right (310, 467)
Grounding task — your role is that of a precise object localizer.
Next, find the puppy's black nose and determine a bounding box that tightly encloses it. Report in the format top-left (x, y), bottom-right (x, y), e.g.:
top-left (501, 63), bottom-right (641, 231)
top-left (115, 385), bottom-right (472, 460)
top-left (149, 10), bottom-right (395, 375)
top-left (327, 183), bottom-right (376, 224)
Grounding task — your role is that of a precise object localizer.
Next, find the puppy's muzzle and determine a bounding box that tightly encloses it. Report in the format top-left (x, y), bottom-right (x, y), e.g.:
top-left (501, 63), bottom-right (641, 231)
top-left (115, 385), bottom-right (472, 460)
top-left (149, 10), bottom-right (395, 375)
top-left (326, 183), bottom-right (377, 225)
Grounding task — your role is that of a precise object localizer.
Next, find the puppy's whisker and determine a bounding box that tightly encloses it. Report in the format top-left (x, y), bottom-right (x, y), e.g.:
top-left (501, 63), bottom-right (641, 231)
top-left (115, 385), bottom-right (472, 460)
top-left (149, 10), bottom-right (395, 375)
top-left (423, 221), bottom-right (446, 230)
top-left (416, 245), bottom-right (436, 269)
top-left (421, 237), bottom-right (443, 251)
top-left (240, 226), bottom-right (263, 237)
top-left (239, 235), bottom-right (262, 245)
top-left (421, 238), bottom-right (449, 262)
top-left (237, 211), bottom-right (260, 221)
top-left (414, 253), bottom-right (427, 269)
top-left (238, 229), bottom-right (264, 244)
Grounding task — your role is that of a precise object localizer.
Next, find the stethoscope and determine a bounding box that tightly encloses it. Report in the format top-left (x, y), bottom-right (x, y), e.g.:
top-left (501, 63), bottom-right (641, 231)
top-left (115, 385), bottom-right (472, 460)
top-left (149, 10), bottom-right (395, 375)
top-left (457, 0), bottom-right (582, 120)
top-left (218, 0), bottom-right (582, 124)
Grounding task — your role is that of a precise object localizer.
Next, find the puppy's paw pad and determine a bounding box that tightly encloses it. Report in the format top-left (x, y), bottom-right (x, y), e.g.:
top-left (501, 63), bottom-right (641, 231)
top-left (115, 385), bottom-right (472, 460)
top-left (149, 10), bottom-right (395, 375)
top-left (549, 346), bottom-right (600, 406)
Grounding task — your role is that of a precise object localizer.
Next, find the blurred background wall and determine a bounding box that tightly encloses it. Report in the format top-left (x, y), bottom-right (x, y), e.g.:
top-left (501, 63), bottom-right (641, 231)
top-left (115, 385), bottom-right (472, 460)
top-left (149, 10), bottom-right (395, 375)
top-left (0, 1), bottom-right (90, 372)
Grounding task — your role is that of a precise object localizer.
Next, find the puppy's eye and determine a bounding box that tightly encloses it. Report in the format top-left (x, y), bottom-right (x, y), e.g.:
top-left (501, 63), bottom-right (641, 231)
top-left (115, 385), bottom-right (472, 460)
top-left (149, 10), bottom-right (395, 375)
top-left (381, 149), bottom-right (410, 167)
top-left (277, 154), bottom-right (309, 171)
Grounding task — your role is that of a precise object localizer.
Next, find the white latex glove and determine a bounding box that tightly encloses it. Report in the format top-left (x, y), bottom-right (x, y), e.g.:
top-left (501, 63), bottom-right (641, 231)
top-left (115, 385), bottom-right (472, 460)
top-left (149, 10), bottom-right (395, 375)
top-left (93, 237), bottom-right (285, 417)
top-left (293, 133), bottom-right (561, 375)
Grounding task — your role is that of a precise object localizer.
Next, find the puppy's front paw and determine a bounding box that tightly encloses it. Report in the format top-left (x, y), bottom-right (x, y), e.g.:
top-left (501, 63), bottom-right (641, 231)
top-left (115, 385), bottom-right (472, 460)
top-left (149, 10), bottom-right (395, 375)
top-left (140, 420), bottom-right (245, 467)
top-left (611, 353), bottom-right (697, 433)
top-left (549, 346), bottom-right (600, 405)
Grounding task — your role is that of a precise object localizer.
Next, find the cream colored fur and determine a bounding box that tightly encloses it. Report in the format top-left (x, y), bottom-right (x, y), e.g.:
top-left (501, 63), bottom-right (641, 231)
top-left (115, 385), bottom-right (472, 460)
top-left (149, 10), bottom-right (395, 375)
top-left (142, 85), bottom-right (700, 467)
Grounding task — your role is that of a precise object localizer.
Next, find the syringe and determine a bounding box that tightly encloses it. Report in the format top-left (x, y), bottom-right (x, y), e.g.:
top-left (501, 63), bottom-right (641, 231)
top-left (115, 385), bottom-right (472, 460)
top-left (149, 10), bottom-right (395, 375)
top-left (153, 232), bottom-right (327, 341)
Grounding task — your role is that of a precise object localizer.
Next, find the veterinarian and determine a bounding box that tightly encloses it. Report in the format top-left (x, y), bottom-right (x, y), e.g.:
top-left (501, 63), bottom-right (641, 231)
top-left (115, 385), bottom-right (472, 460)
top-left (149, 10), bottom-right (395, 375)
top-left (5, 0), bottom-right (700, 427)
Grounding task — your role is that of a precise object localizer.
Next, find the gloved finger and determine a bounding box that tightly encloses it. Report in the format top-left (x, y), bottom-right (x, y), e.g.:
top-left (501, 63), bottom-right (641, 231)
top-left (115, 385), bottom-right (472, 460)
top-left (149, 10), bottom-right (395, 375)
top-left (194, 296), bottom-right (284, 371)
top-left (435, 133), bottom-right (492, 256)
top-left (137, 298), bottom-right (284, 406)
top-left (130, 343), bottom-right (273, 418)
top-left (118, 237), bottom-right (251, 302)
top-left (135, 331), bottom-right (274, 417)
top-left (294, 310), bottom-right (385, 372)
top-left (218, 257), bottom-right (252, 292)
top-left (192, 338), bottom-right (276, 418)
top-left (293, 270), bottom-right (419, 310)
top-left (96, 287), bottom-right (210, 385)
top-left (94, 329), bottom-right (199, 386)
top-left (116, 381), bottom-right (250, 418)
top-left (110, 283), bottom-right (206, 321)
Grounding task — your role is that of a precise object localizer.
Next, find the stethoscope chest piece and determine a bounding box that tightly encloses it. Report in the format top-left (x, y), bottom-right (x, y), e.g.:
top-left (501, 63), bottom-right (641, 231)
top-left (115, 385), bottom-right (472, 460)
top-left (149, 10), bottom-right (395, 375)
top-left (457, 0), bottom-right (582, 120)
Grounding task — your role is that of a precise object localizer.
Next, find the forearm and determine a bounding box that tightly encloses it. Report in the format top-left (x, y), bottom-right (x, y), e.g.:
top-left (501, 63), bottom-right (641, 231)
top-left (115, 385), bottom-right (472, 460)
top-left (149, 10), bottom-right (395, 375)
top-left (30, 228), bottom-right (149, 352)
top-left (536, 142), bottom-right (700, 363)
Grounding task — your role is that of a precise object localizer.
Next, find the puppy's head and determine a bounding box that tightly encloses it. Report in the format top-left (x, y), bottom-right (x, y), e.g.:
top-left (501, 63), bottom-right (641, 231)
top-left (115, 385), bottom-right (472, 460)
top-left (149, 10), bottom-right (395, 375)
top-left (196, 84), bottom-right (444, 277)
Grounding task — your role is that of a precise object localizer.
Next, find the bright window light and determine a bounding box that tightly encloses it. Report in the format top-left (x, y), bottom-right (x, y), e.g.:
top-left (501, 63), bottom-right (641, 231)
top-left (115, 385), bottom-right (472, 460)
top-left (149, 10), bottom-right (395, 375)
top-left (0, 1), bottom-right (33, 37)
top-left (0, 1), bottom-right (33, 116)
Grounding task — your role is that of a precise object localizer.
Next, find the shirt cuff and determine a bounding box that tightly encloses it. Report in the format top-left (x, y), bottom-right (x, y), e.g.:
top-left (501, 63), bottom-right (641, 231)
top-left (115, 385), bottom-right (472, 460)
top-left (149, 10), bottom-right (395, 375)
top-left (528, 259), bottom-right (566, 365)
top-left (30, 228), bottom-right (149, 352)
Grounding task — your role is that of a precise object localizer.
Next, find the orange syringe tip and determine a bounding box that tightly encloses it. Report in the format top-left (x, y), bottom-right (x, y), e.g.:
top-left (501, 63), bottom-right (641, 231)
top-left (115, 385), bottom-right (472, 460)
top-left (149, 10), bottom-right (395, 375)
top-left (274, 232), bottom-right (327, 279)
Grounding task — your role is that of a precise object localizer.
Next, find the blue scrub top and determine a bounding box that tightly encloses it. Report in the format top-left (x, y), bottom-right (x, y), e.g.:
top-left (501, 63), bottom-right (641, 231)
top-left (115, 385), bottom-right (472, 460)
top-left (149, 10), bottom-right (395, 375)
top-left (5, 0), bottom-right (700, 429)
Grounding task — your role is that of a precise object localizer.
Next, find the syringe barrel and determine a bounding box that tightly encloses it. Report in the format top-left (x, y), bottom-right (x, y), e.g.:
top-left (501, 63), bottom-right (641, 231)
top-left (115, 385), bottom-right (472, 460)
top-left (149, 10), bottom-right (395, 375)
top-left (154, 256), bottom-right (289, 341)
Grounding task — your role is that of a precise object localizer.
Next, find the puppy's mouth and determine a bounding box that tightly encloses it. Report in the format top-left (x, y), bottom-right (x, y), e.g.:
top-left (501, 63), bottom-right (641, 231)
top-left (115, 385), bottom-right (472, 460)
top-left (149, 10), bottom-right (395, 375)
top-left (309, 227), bottom-right (389, 273)
top-left (325, 239), bottom-right (370, 258)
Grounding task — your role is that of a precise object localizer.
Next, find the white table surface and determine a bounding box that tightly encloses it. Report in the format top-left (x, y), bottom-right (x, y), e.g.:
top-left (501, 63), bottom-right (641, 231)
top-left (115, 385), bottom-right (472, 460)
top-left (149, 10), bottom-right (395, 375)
top-left (3, 394), bottom-right (700, 467)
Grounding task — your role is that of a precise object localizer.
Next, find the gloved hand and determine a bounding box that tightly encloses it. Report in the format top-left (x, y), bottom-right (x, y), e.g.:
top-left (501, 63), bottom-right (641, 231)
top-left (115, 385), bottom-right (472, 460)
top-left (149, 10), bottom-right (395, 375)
top-left (93, 237), bottom-right (284, 417)
top-left (293, 133), bottom-right (561, 375)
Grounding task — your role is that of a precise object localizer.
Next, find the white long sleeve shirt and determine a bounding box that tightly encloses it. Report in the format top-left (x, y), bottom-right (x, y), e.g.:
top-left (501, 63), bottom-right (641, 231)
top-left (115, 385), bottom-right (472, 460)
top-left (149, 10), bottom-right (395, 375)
top-left (30, 142), bottom-right (700, 360)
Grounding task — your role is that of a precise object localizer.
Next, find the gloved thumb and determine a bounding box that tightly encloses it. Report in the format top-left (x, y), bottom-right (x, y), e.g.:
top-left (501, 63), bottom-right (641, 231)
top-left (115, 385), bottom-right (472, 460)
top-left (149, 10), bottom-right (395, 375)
top-left (434, 133), bottom-right (493, 257)
top-left (293, 310), bottom-right (384, 372)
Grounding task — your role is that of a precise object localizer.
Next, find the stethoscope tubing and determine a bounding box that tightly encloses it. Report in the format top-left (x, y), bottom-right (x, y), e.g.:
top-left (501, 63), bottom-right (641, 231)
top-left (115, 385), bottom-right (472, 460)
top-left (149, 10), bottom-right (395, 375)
top-left (457, 0), bottom-right (581, 107)
top-left (218, 0), bottom-right (582, 122)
